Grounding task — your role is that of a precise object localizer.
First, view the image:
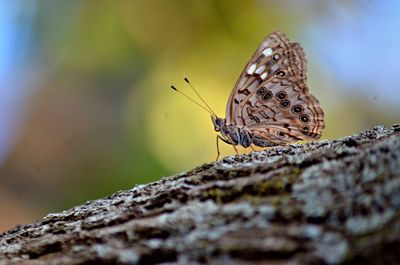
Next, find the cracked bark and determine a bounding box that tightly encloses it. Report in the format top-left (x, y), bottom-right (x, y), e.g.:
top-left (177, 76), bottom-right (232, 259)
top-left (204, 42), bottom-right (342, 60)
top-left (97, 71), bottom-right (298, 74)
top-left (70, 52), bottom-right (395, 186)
top-left (1, 124), bottom-right (400, 265)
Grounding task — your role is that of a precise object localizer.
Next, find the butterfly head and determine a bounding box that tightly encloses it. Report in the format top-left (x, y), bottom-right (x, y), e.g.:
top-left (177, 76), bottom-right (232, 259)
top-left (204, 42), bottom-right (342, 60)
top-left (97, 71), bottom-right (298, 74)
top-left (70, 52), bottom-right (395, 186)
top-left (211, 116), bottom-right (225, 132)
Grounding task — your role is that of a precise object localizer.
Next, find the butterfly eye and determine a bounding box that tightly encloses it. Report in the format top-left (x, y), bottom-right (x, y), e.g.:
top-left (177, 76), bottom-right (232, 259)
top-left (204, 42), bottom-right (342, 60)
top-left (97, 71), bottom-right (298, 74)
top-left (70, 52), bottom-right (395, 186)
top-left (280, 99), bottom-right (290, 108)
top-left (299, 114), bottom-right (310, 124)
top-left (276, 91), bottom-right (287, 100)
top-left (262, 91), bottom-right (273, 101)
top-left (292, 105), bottom-right (304, 114)
top-left (278, 131), bottom-right (286, 137)
top-left (275, 70), bottom-right (286, 77)
top-left (273, 54), bottom-right (280, 61)
top-left (256, 87), bottom-right (266, 95)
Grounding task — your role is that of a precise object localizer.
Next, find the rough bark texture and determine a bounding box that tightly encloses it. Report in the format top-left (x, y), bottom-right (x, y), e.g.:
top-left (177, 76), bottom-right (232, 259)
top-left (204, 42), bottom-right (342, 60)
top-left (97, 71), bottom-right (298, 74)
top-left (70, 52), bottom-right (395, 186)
top-left (1, 124), bottom-right (400, 265)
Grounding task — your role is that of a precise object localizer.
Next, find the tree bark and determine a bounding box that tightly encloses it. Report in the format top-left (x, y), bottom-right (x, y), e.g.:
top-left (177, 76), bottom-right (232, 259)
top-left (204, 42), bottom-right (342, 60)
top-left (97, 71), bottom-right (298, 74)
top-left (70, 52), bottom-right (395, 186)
top-left (1, 124), bottom-right (400, 265)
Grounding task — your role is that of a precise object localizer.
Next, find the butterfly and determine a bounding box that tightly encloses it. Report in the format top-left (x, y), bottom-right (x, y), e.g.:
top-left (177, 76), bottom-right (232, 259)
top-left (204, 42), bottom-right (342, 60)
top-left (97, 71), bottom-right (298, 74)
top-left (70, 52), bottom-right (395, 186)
top-left (172, 31), bottom-right (324, 160)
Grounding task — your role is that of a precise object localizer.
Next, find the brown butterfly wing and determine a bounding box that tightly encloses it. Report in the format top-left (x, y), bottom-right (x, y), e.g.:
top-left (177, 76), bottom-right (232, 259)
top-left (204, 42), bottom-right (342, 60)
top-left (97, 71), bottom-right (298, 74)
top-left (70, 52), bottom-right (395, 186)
top-left (225, 31), bottom-right (291, 125)
top-left (245, 77), bottom-right (324, 145)
top-left (225, 31), bottom-right (324, 146)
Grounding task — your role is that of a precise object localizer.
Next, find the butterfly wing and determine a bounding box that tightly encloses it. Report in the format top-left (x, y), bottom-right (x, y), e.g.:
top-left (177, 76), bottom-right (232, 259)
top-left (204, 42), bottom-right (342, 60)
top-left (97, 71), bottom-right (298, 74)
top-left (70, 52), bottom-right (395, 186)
top-left (245, 77), bottom-right (324, 146)
top-left (226, 31), bottom-right (293, 125)
top-left (225, 31), bottom-right (324, 146)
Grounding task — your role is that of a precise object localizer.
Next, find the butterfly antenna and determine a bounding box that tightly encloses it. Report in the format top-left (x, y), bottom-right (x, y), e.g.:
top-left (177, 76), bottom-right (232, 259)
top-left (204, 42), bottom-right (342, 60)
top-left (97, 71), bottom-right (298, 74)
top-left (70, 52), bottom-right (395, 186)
top-left (170, 85), bottom-right (215, 116)
top-left (184, 77), bottom-right (218, 117)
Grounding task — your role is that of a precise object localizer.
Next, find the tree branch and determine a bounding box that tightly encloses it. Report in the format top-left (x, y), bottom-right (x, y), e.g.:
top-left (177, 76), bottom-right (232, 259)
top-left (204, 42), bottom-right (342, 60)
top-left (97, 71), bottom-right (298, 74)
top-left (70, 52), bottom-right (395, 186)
top-left (1, 124), bottom-right (400, 265)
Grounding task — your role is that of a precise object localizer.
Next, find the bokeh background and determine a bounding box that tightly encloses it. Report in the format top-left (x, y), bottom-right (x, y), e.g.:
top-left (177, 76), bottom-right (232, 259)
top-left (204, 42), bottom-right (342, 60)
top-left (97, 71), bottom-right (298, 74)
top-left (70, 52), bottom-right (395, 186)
top-left (0, 0), bottom-right (399, 232)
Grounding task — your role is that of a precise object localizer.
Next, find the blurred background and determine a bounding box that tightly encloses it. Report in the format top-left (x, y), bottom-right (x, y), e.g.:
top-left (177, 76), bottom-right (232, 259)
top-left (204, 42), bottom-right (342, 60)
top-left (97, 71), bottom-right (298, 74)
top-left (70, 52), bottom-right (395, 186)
top-left (0, 0), bottom-right (399, 232)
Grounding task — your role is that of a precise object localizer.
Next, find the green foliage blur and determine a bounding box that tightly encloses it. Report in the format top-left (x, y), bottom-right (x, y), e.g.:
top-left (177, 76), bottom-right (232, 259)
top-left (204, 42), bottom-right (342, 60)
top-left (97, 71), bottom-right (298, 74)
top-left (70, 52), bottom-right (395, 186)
top-left (0, 1), bottom-right (398, 232)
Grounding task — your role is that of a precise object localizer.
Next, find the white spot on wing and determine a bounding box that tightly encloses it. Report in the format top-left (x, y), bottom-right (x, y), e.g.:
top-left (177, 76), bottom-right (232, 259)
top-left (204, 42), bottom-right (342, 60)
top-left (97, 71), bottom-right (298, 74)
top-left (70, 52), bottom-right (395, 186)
top-left (255, 65), bottom-right (265, 74)
top-left (260, 72), bottom-right (268, 80)
top-left (247, 63), bottom-right (257, 75)
top-left (262, 48), bottom-right (273, 56)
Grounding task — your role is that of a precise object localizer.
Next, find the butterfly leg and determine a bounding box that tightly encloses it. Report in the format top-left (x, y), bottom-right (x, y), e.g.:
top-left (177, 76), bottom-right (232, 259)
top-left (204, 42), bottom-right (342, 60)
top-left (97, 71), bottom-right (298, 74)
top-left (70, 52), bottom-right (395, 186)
top-left (232, 145), bottom-right (239, 156)
top-left (250, 145), bottom-right (256, 152)
top-left (216, 135), bottom-right (221, 161)
top-left (216, 135), bottom-right (232, 161)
